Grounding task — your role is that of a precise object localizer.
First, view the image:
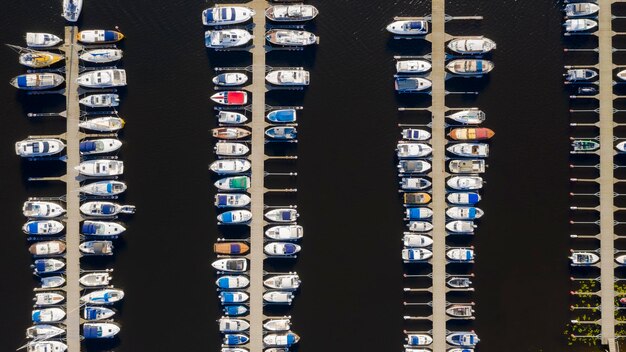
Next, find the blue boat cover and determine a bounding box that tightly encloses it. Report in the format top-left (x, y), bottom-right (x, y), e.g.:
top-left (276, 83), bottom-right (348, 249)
top-left (217, 195), bottom-right (228, 206)
top-left (32, 311), bottom-right (41, 322)
top-left (84, 307), bottom-right (99, 320)
top-left (408, 249), bottom-right (416, 260)
top-left (407, 208), bottom-right (423, 220)
top-left (270, 110), bottom-right (295, 122)
top-left (36, 260), bottom-right (46, 272)
top-left (225, 334), bottom-right (248, 344)
top-left (468, 208), bottom-right (476, 218)
top-left (27, 222), bottom-right (39, 234)
top-left (101, 204), bottom-right (115, 214)
top-left (106, 183), bottom-right (113, 193)
top-left (476, 60), bottom-right (483, 72)
top-left (409, 21), bottom-right (424, 30)
top-left (205, 9), bottom-right (214, 22)
top-left (221, 211), bottom-right (234, 223)
top-left (231, 244), bottom-right (242, 254)
top-left (83, 324), bottom-right (101, 338)
top-left (104, 31), bottom-right (116, 42)
top-left (17, 75), bottom-right (27, 87)
top-left (217, 277), bottom-right (229, 288)
top-left (284, 243), bottom-right (297, 254)
top-left (82, 223), bottom-right (97, 235)
top-left (222, 292), bottom-right (235, 303)
top-left (281, 211), bottom-right (292, 221)
top-left (286, 333), bottom-right (296, 345)
top-left (80, 141), bottom-right (97, 152)
top-left (467, 193), bottom-right (479, 204)
top-left (224, 305), bottom-right (247, 315)
top-left (409, 336), bottom-right (418, 345)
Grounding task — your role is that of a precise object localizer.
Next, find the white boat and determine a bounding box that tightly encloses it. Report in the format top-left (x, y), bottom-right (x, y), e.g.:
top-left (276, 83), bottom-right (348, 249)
top-left (76, 160), bottom-right (124, 176)
top-left (79, 117), bottom-right (125, 132)
top-left (27, 341), bottom-right (67, 352)
top-left (395, 77), bottom-right (432, 92)
top-left (33, 259), bottom-right (65, 274)
top-left (406, 334), bottom-right (433, 346)
top-left (210, 159), bottom-right (251, 174)
top-left (80, 201), bottom-right (136, 217)
top-left (32, 308), bottom-right (65, 323)
top-left (220, 291), bottom-right (249, 304)
top-left (264, 274), bottom-right (301, 290)
top-left (10, 73), bottom-right (64, 90)
top-left (565, 2), bottom-right (600, 17)
top-left (447, 110), bottom-right (485, 124)
top-left (205, 29), bottom-right (252, 49)
top-left (83, 306), bottom-right (116, 321)
top-left (82, 221), bottom-right (126, 236)
top-left (18, 50), bottom-right (64, 68)
top-left (446, 220), bottom-right (477, 234)
top-left (80, 49), bottom-right (123, 63)
top-left (79, 272), bottom-right (112, 287)
top-left (77, 69), bottom-right (127, 88)
top-left (266, 29), bottom-right (318, 46)
top-left (447, 37), bottom-right (496, 55)
top-left (216, 275), bottom-right (250, 289)
top-left (447, 332), bottom-right (480, 347)
top-left (403, 233), bottom-right (433, 247)
top-left (449, 159), bottom-right (486, 174)
top-left (264, 318), bottom-right (291, 331)
top-left (79, 241), bottom-right (114, 255)
top-left (215, 142), bottom-right (250, 157)
top-left (446, 207), bottom-right (484, 220)
top-left (447, 248), bottom-right (475, 262)
top-left (79, 138), bottom-right (122, 155)
top-left (564, 18), bottom-right (598, 32)
top-left (213, 73), bottom-right (248, 87)
top-left (396, 60), bottom-right (431, 74)
top-left (402, 128), bottom-right (431, 141)
top-left (405, 207), bottom-right (433, 220)
top-left (266, 70), bottom-right (310, 86)
top-left (266, 4), bottom-right (318, 21)
top-left (215, 193), bottom-right (251, 208)
top-left (397, 142), bottom-right (432, 158)
top-left (570, 251), bottom-right (600, 266)
top-left (402, 248), bottom-right (433, 262)
top-left (212, 258), bottom-right (248, 272)
top-left (34, 292), bottom-right (65, 306)
top-left (83, 322), bottom-right (120, 338)
top-left (565, 68), bottom-right (597, 81)
top-left (40, 276), bottom-right (65, 289)
top-left (446, 59), bottom-right (494, 76)
top-left (79, 94), bottom-right (120, 108)
top-left (447, 176), bottom-right (483, 190)
top-left (215, 176), bottom-right (250, 191)
top-left (80, 289), bottom-right (124, 304)
top-left (23, 220), bottom-right (64, 235)
top-left (79, 180), bottom-right (127, 196)
top-left (23, 201), bottom-right (66, 218)
top-left (15, 138), bottom-right (65, 157)
top-left (264, 242), bottom-right (301, 256)
top-left (447, 277), bottom-right (472, 289)
top-left (26, 324), bottom-right (65, 339)
top-left (29, 241), bottom-right (66, 256)
top-left (62, 0), bottom-right (82, 21)
top-left (202, 6), bottom-right (255, 26)
top-left (616, 255), bottom-right (626, 265)
top-left (265, 209), bottom-right (298, 222)
top-left (447, 143), bottom-right (489, 158)
top-left (265, 225), bottom-right (303, 240)
top-left (26, 33), bottom-right (62, 48)
top-left (398, 160), bottom-right (431, 174)
top-left (447, 192), bottom-right (481, 205)
top-left (219, 318), bottom-right (250, 332)
top-left (408, 221), bottom-right (433, 232)
top-left (618, 70), bottom-right (626, 82)
top-left (218, 210), bottom-right (253, 224)
top-left (447, 304), bottom-right (475, 318)
top-left (264, 332), bottom-right (300, 347)
top-left (77, 30), bottom-right (124, 44)
top-left (400, 177), bottom-right (432, 190)
top-left (386, 20), bottom-right (428, 35)
top-left (263, 291), bottom-right (294, 304)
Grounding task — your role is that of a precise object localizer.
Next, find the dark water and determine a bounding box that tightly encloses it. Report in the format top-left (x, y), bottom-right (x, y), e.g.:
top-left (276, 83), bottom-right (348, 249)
top-left (0, 0), bottom-right (586, 351)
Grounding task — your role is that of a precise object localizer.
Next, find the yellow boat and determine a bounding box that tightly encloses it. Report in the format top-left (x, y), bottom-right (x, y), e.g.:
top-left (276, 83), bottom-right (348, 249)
top-left (19, 51), bottom-right (64, 68)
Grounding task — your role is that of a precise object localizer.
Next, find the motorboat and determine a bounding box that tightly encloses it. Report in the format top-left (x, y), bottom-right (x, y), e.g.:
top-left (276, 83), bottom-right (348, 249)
top-left (616, 255), bottom-right (626, 265)
top-left (215, 176), bottom-right (250, 191)
top-left (264, 274), bottom-right (301, 290)
top-left (395, 77), bottom-right (432, 92)
top-left (263, 291), bottom-right (295, 304)
top-left (402, 128), bottom-right (431, 141)
top-left (214, 242), bottom-right (250, 255)
top-left (449, 159), bottom-right (486, 174)
top-left (79, 180), bottom-right (127, 196)
top-left (211, 91), bottom-right (248, 105)
top-left (405, 207), bottom-right (433, 220)
top-left (564, 68), bottom-right (598, 81)
top-left (33, 292), bottom-right (65, 306)
top-left (218, 210), bottom-right (253, 224)
top-left (23, 201), bottom-right (65, 219)
top-left (76, 159), bottom-right (124, 176)
top-left (79, 138), bottom-right (122, 155)
top-left (396, 60), bottom-right (431, 74)
top-left (26, 33), bottom-right (62, 48)
top-left (10, 73), bottom-right (64, 90)
top-left (447, 332), bottom-right (480, 347)
top-left (400, 177), bottom-right (432, 190)
top-left (263, 332), bottom-right (300, 347)
top-left (447, 304), bottom-right (475, 318)
top-left (29, 241), bottom-right (66, 256)
top-left (569, 251), bottom-right (600, 266)
top-left (62, 0), bottom-right (83, 22)
top-left (83, 322), bottom-right (120, 338)
top-left (398, 160), bottom-right (431, 174)
top-left (571, 139), bottom-right (599, 152)
top-left (447, 176), bottom-right (483, 190)
top-left (79, 117), bottom-right (125, 132)
top-left (405, 334), bottom-right (433, 346)
top-left (267, 109), bottom-right (297, 123)
top-left (386, 20), bottom-right (429, 35)
top-left (80, 49), bottom-right (123, 63)
top-left (215, 193), bottom-right (251, 208)
top-left (79, 201), bottom-right (136, 217)
top-left (23, 220), bottom-right (64, 235)
top-left (80, 289), bottom-right (124, 305)
top-left (83, 306), bottom-right (116, 321)
top-left (266, 4), bottom-right (318, 21)
top-left (446, 220), bottom-right (477, 234)
top-left (40, 276), bottom-right (65, 289)
top-left (223, 334), bottom-right (249, 345)
top-left (82, 221), bottom-right (126, 236)
top-left (447, 110), bottom-right (485, 124)
top-left (213, 73), bottom-right (248, 87)
top-left (565, 3), bottom-right (600, 17)
top-left (618, 70), bottom-right (626, 81)
top-left (397, 142), bottom-right (432, 158)
top-left (15, 138), bottom-right (65, 157)
top-left (210, 159), bottom-right (251, 174)
top-left (79, 94), bottom-right (120, 108)
top-left (265, 208), bottom-right (298, 222)
top-left (26, 324), bottom-right (65, 339)
top-left (27, 341), bottom-right (67, 352)
top-left (265, 225), bottom-right (303, 240)
top-left (408, 221), bottom-right (432, 232)
top-left (446, 59), bottom-right (494, 76)
top-left (224, 305), bottom-right (248, 316)
top-left (266, 29), bottom-right (318, 46)
top-left (402, 248), bottom-right (433, 262)
top-left (221, 348), bottom-right (248, 352)
top-left (212, 258), bottom-right (248, 272)
top-left (449, 128), bottom-right (495, 141)
top-left (578, 86), bottom-right (598, 95)
top-left (447, 143), bottom-right (489, 158)
top-left (564, 19), bottom-right (598, 32)
top-left (265, 126), bottom-right (297, 140)
top-left (32, 308), bottom-right (65, 323)
top-left (205, 29), bottom-right (252, 48)
top-left (219, 318), bottom-right (250, 333)
top-left (216, 275), bottom-right (250, 289)
top-left (76, 69), bottom-right (127, 88)
top-left (202, 6), bottom-right (255, 26)
top-left (19, 50), bottom-right (64, 68)
top-left (446, 207), bottom-right (484, 220)
top-left (212, 127), bottom-right (251, 139)
top-left (447, 36), bottom-right (496, 54)
top-left (220, 291), bottom-right (249, 304)
top-left (266, 69), bottom-right (310, 86)
top-left (215, 142), bottom-right (250, 157)
top-left (264, 318), bottom-right (291, 331)
top-left (447, 276), bottom-right (472, 288)
top-left (403, 192), bottom-right (432, 205)
top-left (403, 233), bottom-right (433, 247)
top-left (264, 242), bottom-right (301, 256)
top-left (447, 248), bottom-right (475, 262)
top-left (79, 241), bottom-right (114, 255)
top-left (77, 30), bottom-right (124, 43)
top-left (79, 272), bottom-right (112, 287)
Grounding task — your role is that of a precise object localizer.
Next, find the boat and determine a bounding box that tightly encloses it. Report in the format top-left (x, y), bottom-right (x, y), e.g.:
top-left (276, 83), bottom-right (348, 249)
top-left (29, 241), bottom-right (66, 256)
top-left (79, 241), bottom-right (114, 255)
top-left (79, 180), bottom-right (127, 196)
top-left (212, 127), bottom-right (251, 140)
top-left (264, 274), bottom-right (301, 290)
top-left (27, 341), bottom-right (68, 352)
top-left (23, 220), bottom-right (64, 235)
top-left (446, 304), bottom-right (475, 318)
top-left (10, 73), bottom-right (64, 90)
top-left (446, 59), bottom-right (494, 76)
top-left (40, 276), bottom-right (65, 289)
top-left (446, 207), bottom-right (484, 220)
top-left (79, 272), bottom-right (112, 287)
top-left (216, 275), bottom-right (250, 289)
top-left (265, 29), bottom-right (318, 46)
top-left (217, 112), bottom-right (248, 126)
top-left (62, 0), bottom-right (83, 21)
top-left (405, 334), bottom-right (433, 346)
top-left (403, 233), bottom-right (434, 247)
top-left (265, 242), bottom-right (301, 256)
top-left (403, 192), bottom-right (432, 205)
top-left (215, 142), bottom-right (250, 156)
top-left (265, 126), bottom-right (297, 140)
top-left (18, 50), bottom-right (64, 68)
top-left (83, 322), bottom-right (120, 338)
top-left (447, 36), bottom-right (496, 55)
top-left (266, 4), bottom-right (318, 21)
top-left (223, 305), bottom-right (248, 316)
top-left (32, 308), bottom-right (65, 323)
top-left (405, 207), bottom-right (433, 220)
top-left (214, 242), bottom-right (250, 255)
top-left (397, 142), bottom-right (433, 158)
top-left (396, 60), bottom-right (432, 74)
top-left (76, 69), bottom-right (127, 88)
top-left (447, 248), bottom-right (475, 262)
top-left (26, 33), bottom-right (62, 48)
top-left (618, 70), bottom-right (626, 81)
top-left (215, 193), bottom-right (251, 208)
top-left (570, 251), bottom-right (600, 266)
top-left (265, 225), bottom-right (303, 240)
top-left (564, 68), bottom-right (598, 81)
top-left (215, 176), bottom-right (250, 191)
top-left (447, 110), bottom-right (485, 124)
top-left (83, 306), bottom-right (116, 321)
top-left (263, 332), bottom-right (300, 347)
top-left (220, 291), bottom-right (249, 304)
top-left (210, 159), bottom-right (251, 174)
top-left (565, 3), bottom-right (600, 17)
top-left (80, 289), bottom-right (124, 305)
top-left (398, 160), bottom-right (432, 174)
top-left (219, 318), bottom-right (250, 333)
top-left (267, 109), bottom-right (297, 123)
top-left (400, 177), bottom-right (432, 190)
top-left (79, 49), bottom-right (123, 63)
top-left (446, 220), bottom-right (477, 234)
top-left (213, 73), bottom-right (249, 87)
top-left (571, 139), bottom-right (599, 152)
top-left (395, 77), bottom-right (432, 92)
top-left (447, 143), bottom-right (489, 158)
top-left (82, 221), bottom-right (126, 236)
top-left (79, 117), bottom-right (125, 132)
top-left (202, 6), bottom-right (255, 26)
top-left (26, 324), bottom-right (65, 339)
top-left (80, 201), bottom-right (136, 217)
top-left (218, 210), bottom-right (253, 224)
top-left (79, 94), bottom-right (120, 108)
top-left (449, 128), bottom-right (495, 141)
top-left (265, 209), bottom-right (298, 222)
top-left (447, 332), bottom-right (480, 347)
top-left (618, 141), bottom-right (626, 152)
top-left (263, 291), bottom-right (295, 304)
top-left (402, 248), bottom-right (433, 262)
top-left (223, 334), bottom-right (249, 345)
top-left (77, 30), bottom-right (124, 43)
top-left (402, 128), bottom-right (431, 141)
top-left (564, 18), bottom-right (598, 32)
top-left (618, 255), bottom-right (626, 265)
top-left (447, 277), bottom-right (472, 288)
top-left (447, 176), bottom-right (483, 190)
top-left (449, 159), bottom-right (486, 174)
top-left (386, 20), bottom-right (429, 35)
top-left (76, 159), bottom-right (124, 176)
top-left (23, 201), bottom-right (66, 218)
top-left (264, 318), bottom-right (291, 332)
top-left (408, 221), bottom-right (434, 232)
top-left (79, 138), bottom-right (122, 155)
top-left (212, 258), bottom-right (248, 272)
top-left (578, 86), bottom-right (598, 95)
top-left (266, 69), bottom-right (310, 86)
top-left (221, 349), bottom-right (249, 352)
top-left (205, 29), bottom-right (252, 48)
top-left (15, 138), bottom-right (65, 157)
top-left (211, 91), bottom-right (248, 105)
top-left (33, 292), bottom-right (65, 306)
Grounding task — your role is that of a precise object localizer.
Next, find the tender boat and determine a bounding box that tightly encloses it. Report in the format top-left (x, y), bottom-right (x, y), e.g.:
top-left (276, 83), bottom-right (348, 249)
top-left (211, 91), bottom-right (248, 105)
top-left (216, 275), bottom-right (250, 289)
top-left (386, 20), bottom-right (429, 35)
top-left (402, 248), bottom-right (433, 262)
top-left (446, 220), bottom-right (477, 234)
top-left (15, 138), bottom-right (65, 157)
top-left (447, 304), bottom-right (475, 318)
top-left (23, 201), bottom-right (65, 219)
top-left (27, 341), bottom-right (68, 352)
top-left (76, 160), bottom-right (124, 176)
top-left (212, 127), bottom-right (251, 139)
top-left (77, 69), bottom-right (127, 88)
top-left (218, 210), bottom-right (253, 224)
top-left (397, 142), bottom-right (433, 158)
top-left (223, 334), bottom-right (249, 345)
top-left (19, 50), bottom-right (64, 68)
top-left (266, 69), bottom-right (310, 86)
top-left (40, 276), bottom-right (65, 289)
top-left (80, 49), bottom-right (123, 63)
top-left (265, 225), bottom-right (303, 240)
top-left (26, 33), bottom-right (62, 48)
top-left (446, 207), bottom-right (484, 220)
top-left (205, 29), bottom-right (252, 48)
top-left (219, 318), bottom-right (250, 333)
top-left (264, 318), bottom-right (291, 332)
top-left (403, 192), bottom-right (432, 205)
top-left (79, 117), bottom-right (125, 132)
top-left (79, 272), bottom-right (112, 287)
top-left (79, 201), bottom-right (136, 217)
top-left (62, 0), bottom-right (83, 22)
top-left (212, 258), bottom-right (248, 272)
top-left (565, 68), bottom-right (598, 81)
top-left (29, 241), bottom-right (66, 256)
top-left (266, 29), bottom-right (318, 46)
top-left (264, 274), bottom-right (301, 290)
top-left (565, 3), bottom-right (600, 17)
top-left (265, 242), bottom-right (301, 256)
top-left (80, 289), bottom-right (124, 305)
top-left (263, 332), bottom-right (300, 347)
top-left (402, 128), bottom-right (431, 141)
top-left (400, 177), bottom-right (432, 190)
top-left (77, 30), bottom-right (124, 44)
top-left (447, 110), bottom-right (485, 124)
top-left (23, 220), bottom-right (64, 235)
top-left (34, 292), bottom-right (65, 306)
top-left (266, 126), bottom-right (297, 139)
top-left (213, 73), bottom-right (248, 87)
top-left (79, 240), bottom-right (114, 255)
top-left (406, 334), bottom-right (433, 346)
top-left (447, 277), bottom-right (472, 288)
top-left (84, 306), bottom-right (116, 321)
top-left (446, 59), bottom-right (494, 76)
top-left (79, 139), bottom-right (122, 155)
top-left (266, 4), bottom-right (318, 22)
top-left (263, 291), bottom-right (295, 304)
top-left (447, 143), bottom-right (489, 158)
top-left (447, 248), bottom-right (475, 262)
top-left (214, 242), bottom-right (250, 255)
top-left (224, 305), bottom-right (248, 316)
top-left (26, 324), bottom-right (65, 339)
top-left (265, 209), bottom-right (298, 222)
top-left (449, 159), bottom-right (486, 174)
top-left (83, 322), bottom-right (120, 338)
top-left (448, 37), bottom-right (496, 55)
top-left (82, 221), bottom-right (126, 236)
top-left (569, 251), bottom-right (600, 266)
top-left (215, 193), bottom-right (251, 208)
top-left (564, 18), bottom-right (598, 32)
top-left (396, 60), bottom-right (431, 74)
top-left (215, 176), bottom-right (250, 191)
top-left (32, 308), bottom-right (65, 323)
top-left (571, 139), bottom-right (599, 152)
top-left (578, 86), bottom-right (598, 95)
top-left (403, 233), bottom-right (433, 248)
top-left (215, 142), bottom-right (249, 157)
top-left (398, 160), bottom-right (431, 174)
top-left (447, 176), bottom-right (483, 190)
top-left (395, 77), bottom-right (432, 92)
top-left (447, 332), bottom-right (480, 347)
top-left (202, 6), bottom-right (255, 26)
top-left (616, 255), bottom-right (626, 265)
top-left (405, 207), bottom-right (433, 220)
top-left (210, 159), bottom-right (251, 174)
top-left (267, 109), bottom-right (297, 123)
top-left (10, 73), bottom-right (64, 90)
top-left (79, 180), bottom-right (127, 196)
top-left (79, 94), bottom-right (120, 108)
top-left (408, 221), bottom-right (434, 232)
top-left (220, 291), bottom-right (249, 304)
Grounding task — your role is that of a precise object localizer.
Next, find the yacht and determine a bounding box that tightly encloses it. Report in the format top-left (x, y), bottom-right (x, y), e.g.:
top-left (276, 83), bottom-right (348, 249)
top-left (565, 3), bottom-right (600, 17)
top-left (76, 160), bottom-right (124, 176)
top-left (79, 49), bottom-right (123, 63)
top-left (79, 201), bottom-right (136, 217)
top-left (83, 306), bottom-right (116, 321)
top-left (398, 160), bottom-right (432, 174)
top-left (403, 192), bottom-right (432, 205)
top-left (29, 241), bottom-right (66, 256)
top-left (79, 117), bottom-right (125, 132)
top-left (263, 291), bottom-right (295, 304)
top-left (220, 291), bottom-right (249, 304)
top-left (10, 73), bottom-right (64, 90)
top-left (266, 4), bottom-right (318, 21)
top-left (266, 69), bottom-right (310, 86)
top-left (267, 109), bottom-right (297, 123)
top-left (26, 33), bottom-right (62, 48)
top-left (213, 73), bottom-right (248, 87)
top-left (202, 6), bottom-right (255, 26)
top-left (209, 159), bottom-right (251, 174)
top-left (215, 142), bottom-right (250, 157)
top-left (77, 30), bottom-right (124, 43)
top-left (405, 334), bottom-right (433, 346)
top-left (449, 159), bottom-right (486, 174)
top-left (83, 322), bottom-right (120, 338)
top-left (79, 241), bottom-right (114, 255)
top-left (447, 143), bottom-right (489, 158)
top-left (40, 276), bottom-right (65, 289)
top-left (402, 248), bottom-right (433, 262)
top-left (218, 210), bottom-right (253, 224)
top-left (82, 221), bottom-right (126, 236)
top-left (205, 29), bottom-right (252, 48)
top-left (265, 242), bottom-right (301, 256)
top-left (266, 29), bottom-right (318, 46)
top-left (211, 91), bottom-right (248, 105)
top-left (395, 77), bottom-right (432, 92)
top-left (447, 304), bottom-right (475, 318)
top-left (215, 176), bottom-right (250, 191)
top-left (264, 274), bottom-right (301, 290)
top-left (447, 176), bottom-right (484, 190)
top-left (263, 332), bottom-right (300, 347)
top-left (23, 220), bottom-right (64, 235)
top-left (265, 126), bottom-right (297, 140)
top-left (33, 292), bottom-right (65, 306)
top-left (215, 193), bottom-right (251, 208)
top-left (405, 207), bottom-right (433, 220)
top-left (23, 201), bottom-right (65, 218)
top-left (212, 127), bottom-right (251, 139)
top-left (15, 138), bottom-right (65, 157)
top-left (564, 68), bottom-right (598, 81)
top-left (570, 251), bottom-right (600, 266)
top-left (32, 308), bottom-right (65, 323)
top-left (402, 128), bottom-right (431, 141)
top-left (447, 332), bottom-right (480, 347)
top-left (264, 318), bottom-right (291, 331)
top-left (212, 258), bottom-right (248, 272)
top-left (386, 20), bottom-right (429, 35)
top-left (216, 275), bottom-right (250, 289)
top-left (80, 289), bottom-right (124, 305)
top-left (79, 138), bottom-right (122, 155)
top-left (403, 233), bottom-right (433, 247)
top-left (408, 221), bottom-right (433, 232)
top-left (446, 220), bottom-right (477, 234)
top-left (564, 18), bottom-right (598, 32)
top-left (223, 334), bottom-right (249, 345)
top-left (265, 225), bottom-right (303, 240)
top-left (76, 69), bottom-right (127, 88)
top-left (447, 248), bottom-right (475, 262)
top-left (33, 259), bottom-right (65, 274)
top-left (79, 180), bottom-right (127, 196)
top-left (265, 208), bottom-right (298, 222)
top-left (446, 206), bottom-right (484, 220)
top-left (79, 94), bottom-right (120, 108)
top-left (219, 318), bottom-right (250, 333)
top-left (79, 272), bottom-right (112, 287)
top-left (397, 142), bottom-right (432, 158)
top-left (447, 110), bottom-right (485, 124)
top-left (400, 177), bottom-right (432, 190)
top-left (19, 50), bottom-right (64, 68)
top-left (447, 37), bottom-right (496, 55)
top-left (447, 277), bottom-right (472, 288)
top-left (27, 341), bottom-right (67, 352)
top-left (396, 60), bottom-right (431, 74)
top-left (224, 305), bottom-right (248, 316)
top-left (26, 324), bottom-right (65, 339)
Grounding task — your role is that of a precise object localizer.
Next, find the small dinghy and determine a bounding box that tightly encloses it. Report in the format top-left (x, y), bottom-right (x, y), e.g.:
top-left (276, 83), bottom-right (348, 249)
top-left (403, 233), bottom-right (433, 248)
top-left (564, 18), bottom-right (598, 32)
top-left (565, 68), bottom-right (598, 81)
top-left (405, 207), bottom-right (433, 220)
top-left (79, 241), bottom-right (114, 255)
top-left (83, 322), bottom-right (120, 338)
top-left (79, 180), bottom-right (127, 196)
top-left (578, 86), bottom-right (598, 95)
top-left (569, 251), bottom-right (600, 266)
top-left (202, 6), bottom-right (255, 26)
top-left (205, 29), bottom-right (252, 49)
top-left (62, 0), bottom-right (83, 22)
top-left (80, 201), bottom-right (136, 217)
top-left (216, 275), bottom-right (250, 289)
top-left (220, 291), bottom-right (249, 304)
top-left (449, 128), bottom-right (495, 141)
top-left (15, 138), bottom-right (65, 157)
top-left (447, 276), bottom-right (472, 288)
top-left (23, 201), bottom-right (66, 219)
top-left (210, 159), bottom-right (251, 174)
top-left (82, 221), bottom-right (126, 236)
top-left (571, 139), bottom-right (599, 153)
top-left (264, 318), bottom-right (291, 331)
top-left (400, 177), bottom-right (432, 190)
top-left (218, 111), bottom-right (248, 124)
top-left (224, 305), bottom-right (248, 316)
top-left (266, 4), bottom-right (318, 22)
top-left (211, 91), bottom-right (248, 106)
top-left (446, 220), bottom-right (477, 234)
top-left (213, 73), bottom-right (248, 87)
top-left (406, 334), bottom-right (433, 346)
top-left (23, 220), bottom-right (64, 235)
top-left (265, 209), bottom-right (298, 222)
top-left (565, 3), bottom-right (600, 17)
top-left (26, 33), bottom-right (62, 48)
top-left (84, 306), bottom-right (116, 321)
top-left (215, 176), bottom-right (250, 191)
top-left (397, 142), bottom-right (433, 158)
top-left (29, 241), bottom-right (66, 256)
top-left (264, 332), bottom-right (300, 347)
top-left (34, 292), bottom-right (65, 306)
top-left (446, 207), bottom-right (484, 220)
top-left (76, 69), bottom-right (127, 88)
top-left (267, 109), bottom-right (297, 123)
top-left (18, 50), bottom-right (64, 68)
top-left (447, 36), bottom-right (496, 55)
top-left (386, 20), bottom-right (429, 35)
top-left (447, 332), bottom-right (480, 347)
top-left (403, 192), bottom-right (432, 205)
top-left (79, 139), bottom-right (122, 155)
top-left (616, 255), bottom-right (626, 265)
top-left (402, 248), bottom-right (433, 262)
top-left (80, 49), bottom-right (123, 63)
top-left (27, 341), bottom-right (68, 352)
top-left (80, 289), bottom-right (124, 305)
top-left (215, 193), bottom-right (251, 208)
top-left (446, 59), bottom-right (494, 76)
top-left (32, 308), bottom-right (65, 323)
top-left (265, 242), bottom-right (301, 256)
top-left (396, 60), bottom-right (432, 74)
top-left (77, 30), bottom-right (124, 44)
top-left (212, 127), bottom-right (251, 140)
top-left (79, 272), bottom-right (112, 287)
top-left (447, 304), bottom-right (475, 318)
top-left (40, 276), bottom-right (65, 289)
top-left (263, 291), bottom-right (295, 304)
top-left (618, 70), bottom-right (626, 81)
top-left (79, 94), bottom-right (120, 108)
top-left (223, 334), bottom-right (249, 345)
top-left (398, 160), bottom-right (431, 174)
top-left (76, 160), bottom-right (124, 176)
top-left (395, 77), bottom-right (432, 92)
top-left (265, 225), bottom-right (303, 240)
top-left (447, 110), bottom-right (485, 124)
top-left (266, 126), bottom-right (297, 140)
top-left (266, 29), bottom-right (318, 46)
top-left (10, 73), bottom-right (64, 90)
top-left (264, 274), bottom-right (301, 290)
top-left (408, 221), bottom-right (434, 232)
top-left (214, 242), bottom-right (250, 255)
top-left (219, 318), bottom-right (250, 333)
top-left (26, 324), bottom-right (65, 339)
top-left (218, 210), bottom-right (253, 224)
top-left (79, 117), bottom-right (125, 132)
top-left (447, 176), bottom-right (483, 190)
top-left (449, 159), bottom-right (486, 174)
top-left (212, 258), bottom-right (248, 272)
top-left (447, 143), bottom-right (489, 158)
top-left (266, 69), bottom-right (310, 86)
top-left (447, 248), bottom-right (475, 262)
top-left (402, 128), bottom-right (431, 141)
top-left (215, 142), bottom-right (249, 157)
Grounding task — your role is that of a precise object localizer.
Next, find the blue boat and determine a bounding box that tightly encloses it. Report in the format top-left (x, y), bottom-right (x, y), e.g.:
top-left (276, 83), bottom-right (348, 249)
top-left (267, 109), bottom-right (297, 123)
top-left (223, 305), bottom-right (248, 316)
top-left (223, 334), bottom-right (249, 345)
top-left (446, 332), bottom-right (480, 347)
top-left (217, 210), bottom-right (252, 224)
top-left (405, 207), bottom-right (433, 220)
top-left (220, 291), bottom-right (249, 304)
top-left (265, 126), bottom-right (297, 140)
top-left (216, 275), bottom-right (250, 289)
top-left (447, 192), bottom-right (481, 205)
top-left (83, 306), bottom-right (116, 321)
top-left (10, 73), bottom-right (65, 90)
top-left (83, 322), bottom-right (120, 338)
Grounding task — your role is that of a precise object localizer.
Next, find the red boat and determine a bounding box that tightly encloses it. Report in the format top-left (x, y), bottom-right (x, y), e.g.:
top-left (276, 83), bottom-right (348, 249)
top-left (210, 91), bottom-right (248, 105)
top-left (448, 127), bottom-right (495, 141)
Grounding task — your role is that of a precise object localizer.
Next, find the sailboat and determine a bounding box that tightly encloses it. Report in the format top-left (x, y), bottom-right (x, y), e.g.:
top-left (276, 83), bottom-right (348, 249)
top-left (62, 0), bottom-right (83, 22)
